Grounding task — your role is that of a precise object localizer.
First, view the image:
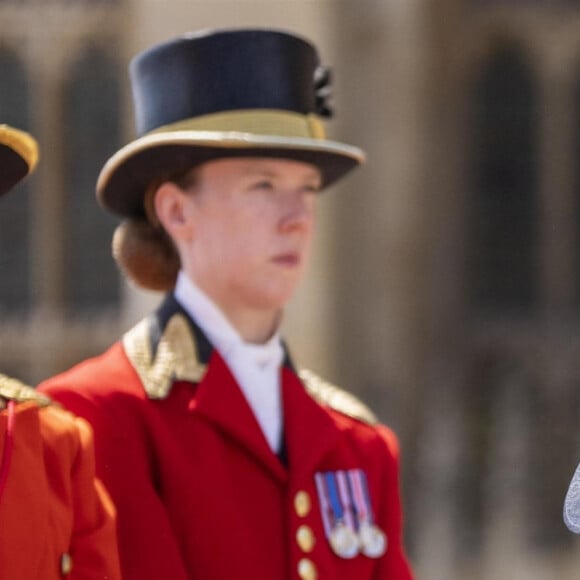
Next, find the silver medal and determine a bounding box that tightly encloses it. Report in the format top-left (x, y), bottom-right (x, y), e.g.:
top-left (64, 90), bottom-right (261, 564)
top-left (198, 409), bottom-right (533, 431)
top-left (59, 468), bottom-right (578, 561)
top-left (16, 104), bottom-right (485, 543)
top-left (329, 521), bottom-right (360, 559)
top-left (359, 522), bottom-right (387, 558)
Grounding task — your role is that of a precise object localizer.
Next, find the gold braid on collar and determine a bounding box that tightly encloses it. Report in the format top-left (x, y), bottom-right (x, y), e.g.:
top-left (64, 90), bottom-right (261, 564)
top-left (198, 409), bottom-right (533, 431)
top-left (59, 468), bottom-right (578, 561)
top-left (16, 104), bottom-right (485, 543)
top-left (123, 312), bottom-right (207, 399)
top-left (299, 369), bottom-right (378, 426)
top-left (0, 374), bottom-right (52, 410)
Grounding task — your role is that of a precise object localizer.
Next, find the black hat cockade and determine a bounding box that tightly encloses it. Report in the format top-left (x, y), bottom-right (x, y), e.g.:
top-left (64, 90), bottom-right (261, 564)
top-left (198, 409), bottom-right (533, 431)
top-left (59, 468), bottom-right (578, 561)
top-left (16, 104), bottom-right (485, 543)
top-left (97, 28), bottom-right (365, 218)
top-left (0, 125), bottom-right (38, 197)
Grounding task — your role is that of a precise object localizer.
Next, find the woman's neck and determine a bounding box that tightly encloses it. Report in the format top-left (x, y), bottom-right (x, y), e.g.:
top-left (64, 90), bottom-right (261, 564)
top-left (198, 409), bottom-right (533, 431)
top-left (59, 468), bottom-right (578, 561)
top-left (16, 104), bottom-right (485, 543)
top-left (221, 307), bottom-right (282, 344)
top-left (177, 271), bottom-right (282, 344)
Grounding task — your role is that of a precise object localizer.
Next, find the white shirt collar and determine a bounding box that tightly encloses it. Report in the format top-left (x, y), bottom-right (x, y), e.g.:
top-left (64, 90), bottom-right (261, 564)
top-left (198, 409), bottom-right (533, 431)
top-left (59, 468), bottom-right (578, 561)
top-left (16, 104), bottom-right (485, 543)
top-left (174, 271), bottom-right (283, 366)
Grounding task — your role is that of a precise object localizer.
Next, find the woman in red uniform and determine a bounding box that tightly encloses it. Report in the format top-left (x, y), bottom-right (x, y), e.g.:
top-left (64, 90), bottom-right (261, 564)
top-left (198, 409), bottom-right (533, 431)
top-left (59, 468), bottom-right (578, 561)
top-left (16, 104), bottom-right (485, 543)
top-left (0, 125), bottom-right (121, 580)
top-left (40, 29), bottom-right (414, 579)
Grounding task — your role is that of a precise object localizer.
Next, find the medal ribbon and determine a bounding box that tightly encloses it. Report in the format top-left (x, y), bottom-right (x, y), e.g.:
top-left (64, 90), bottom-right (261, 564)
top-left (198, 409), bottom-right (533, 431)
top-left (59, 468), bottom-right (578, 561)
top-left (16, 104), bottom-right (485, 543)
top-left (319, 471), bottom-right (361, 559)
top-left (359, 469), bottom-right (376, 524)
top-left (349, 469), bottom-right (372, 525)
top-left (336, 470), bottom-right (357, 531)
top-left (315, 472), bottom-right (333, 538)
top-left (324, 472), bottom-right (345, 525)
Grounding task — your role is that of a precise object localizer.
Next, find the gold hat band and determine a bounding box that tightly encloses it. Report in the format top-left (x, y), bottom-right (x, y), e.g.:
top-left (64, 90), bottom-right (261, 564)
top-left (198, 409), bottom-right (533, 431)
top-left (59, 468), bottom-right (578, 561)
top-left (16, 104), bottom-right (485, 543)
top-left (151, 109), bottom-right (327, 140)
top-left (0, 125), bottom-right (39, 172)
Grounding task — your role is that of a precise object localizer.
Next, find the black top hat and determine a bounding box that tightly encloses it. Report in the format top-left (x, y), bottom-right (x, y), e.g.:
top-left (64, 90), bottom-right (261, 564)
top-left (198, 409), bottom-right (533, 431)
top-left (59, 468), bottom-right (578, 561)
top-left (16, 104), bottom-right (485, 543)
top-left (0, 125), bottom-right (38, 197)
top-left (97, 28), bottom-right (365, 218)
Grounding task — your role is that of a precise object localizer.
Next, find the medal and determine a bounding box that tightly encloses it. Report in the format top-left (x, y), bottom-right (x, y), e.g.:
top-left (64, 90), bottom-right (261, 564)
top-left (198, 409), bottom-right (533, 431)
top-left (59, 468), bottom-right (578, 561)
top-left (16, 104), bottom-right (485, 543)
top-left (315, 472), bottom-right (361, 559)
top-left (348, 469), bottom-right (388, 559)
top-left (359, 522), bottom-right (387, 558)
top-left (315, 468), bottom-right (388, 560)
top-left (329, 521), bottom-right (360, 559)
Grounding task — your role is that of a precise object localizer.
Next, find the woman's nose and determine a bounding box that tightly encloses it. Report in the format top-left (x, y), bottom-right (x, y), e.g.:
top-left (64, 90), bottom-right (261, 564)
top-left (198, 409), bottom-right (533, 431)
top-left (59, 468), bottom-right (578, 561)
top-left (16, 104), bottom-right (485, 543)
top-left (279, 193), bottom-right (315, 232)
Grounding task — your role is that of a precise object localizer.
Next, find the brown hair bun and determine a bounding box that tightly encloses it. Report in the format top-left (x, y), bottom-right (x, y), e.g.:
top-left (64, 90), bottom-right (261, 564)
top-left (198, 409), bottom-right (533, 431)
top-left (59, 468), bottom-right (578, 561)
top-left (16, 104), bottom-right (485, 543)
top-left (112, 218), bottom-right (180, 292)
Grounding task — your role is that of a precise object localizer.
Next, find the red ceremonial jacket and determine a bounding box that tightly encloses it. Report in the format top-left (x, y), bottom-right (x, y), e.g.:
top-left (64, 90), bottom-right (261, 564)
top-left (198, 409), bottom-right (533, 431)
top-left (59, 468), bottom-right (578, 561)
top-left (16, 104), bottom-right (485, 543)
top-left (0, 375), bottom-right (121, 580)
top-left (39, 295), bottom-right (414, 580)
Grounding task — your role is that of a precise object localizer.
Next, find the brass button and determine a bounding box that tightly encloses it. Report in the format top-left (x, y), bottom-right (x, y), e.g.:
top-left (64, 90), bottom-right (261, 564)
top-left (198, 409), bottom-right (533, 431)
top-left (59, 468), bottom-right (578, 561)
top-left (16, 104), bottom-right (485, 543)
top-left (298, 558), bottom-right (317, 580)
top-left (296, 525), bottom-right (316, 553)
top-left (60, 553), bottom-right (73, 576)
top-left (294, 490), bottom-right (311, 517)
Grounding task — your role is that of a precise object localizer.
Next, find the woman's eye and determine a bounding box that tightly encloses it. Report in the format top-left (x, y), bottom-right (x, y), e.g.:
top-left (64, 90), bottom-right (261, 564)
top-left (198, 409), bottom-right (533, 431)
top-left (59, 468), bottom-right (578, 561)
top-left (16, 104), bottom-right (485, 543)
top-left (253, 180), bottom-right (274, 191)
top-left (303, 184), bottom-right (321, 194)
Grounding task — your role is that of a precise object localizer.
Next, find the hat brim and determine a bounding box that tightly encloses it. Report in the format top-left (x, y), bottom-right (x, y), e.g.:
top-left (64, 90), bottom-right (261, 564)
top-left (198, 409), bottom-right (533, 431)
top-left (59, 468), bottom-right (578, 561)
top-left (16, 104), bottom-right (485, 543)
top-left (97, 131), bottom-right (365, 218)
top-left (0, 125), bottom-right (38, 197)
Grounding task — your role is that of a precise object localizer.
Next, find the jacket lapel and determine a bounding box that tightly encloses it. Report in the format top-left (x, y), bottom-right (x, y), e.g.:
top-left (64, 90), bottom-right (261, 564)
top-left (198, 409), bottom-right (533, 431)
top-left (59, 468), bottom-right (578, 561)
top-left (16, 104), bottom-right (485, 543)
top-left (190, 351), bottom-right (287, 482)
top-left (281, 366), bottom-right (340, 479)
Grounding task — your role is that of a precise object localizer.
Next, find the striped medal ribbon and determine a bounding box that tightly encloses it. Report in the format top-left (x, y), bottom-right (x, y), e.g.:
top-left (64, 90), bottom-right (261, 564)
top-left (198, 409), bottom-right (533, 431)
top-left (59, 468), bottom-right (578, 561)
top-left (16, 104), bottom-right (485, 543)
top-left (315, 471), bottom-right (360, 559)
top-left (349, 469), bottom-right (387, 558)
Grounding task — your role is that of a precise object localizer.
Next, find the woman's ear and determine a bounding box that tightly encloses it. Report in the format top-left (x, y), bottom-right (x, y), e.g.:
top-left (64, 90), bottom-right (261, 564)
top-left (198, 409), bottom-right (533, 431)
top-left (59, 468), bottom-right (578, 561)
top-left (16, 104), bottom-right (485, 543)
top-left (154, 182), bottom-right (194, 242)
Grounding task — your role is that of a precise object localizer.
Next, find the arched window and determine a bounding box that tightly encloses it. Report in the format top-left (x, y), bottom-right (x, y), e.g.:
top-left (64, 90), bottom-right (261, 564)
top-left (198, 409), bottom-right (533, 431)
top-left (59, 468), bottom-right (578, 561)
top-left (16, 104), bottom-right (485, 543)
top-left (467, 42), bottom-right (539, 314)
top-left (63, 46), bottom-right (121, 311)
top-left (0, 47), bottom-right (31, 312)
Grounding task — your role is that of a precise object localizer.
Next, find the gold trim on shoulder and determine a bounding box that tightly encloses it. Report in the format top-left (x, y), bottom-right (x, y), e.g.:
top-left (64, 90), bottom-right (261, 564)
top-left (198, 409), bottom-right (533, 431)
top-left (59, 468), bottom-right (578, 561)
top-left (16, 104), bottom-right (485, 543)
top-left (123, 313), bottom-right (207, 399)
top-left (0, 373), bottom-right (52, 409)
top-left (299, 369), bottom-right (378, 426)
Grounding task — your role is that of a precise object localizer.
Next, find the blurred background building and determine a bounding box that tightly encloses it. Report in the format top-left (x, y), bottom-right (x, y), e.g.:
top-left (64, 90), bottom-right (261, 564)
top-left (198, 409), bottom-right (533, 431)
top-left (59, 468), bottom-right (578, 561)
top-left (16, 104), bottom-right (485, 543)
top-left (1, 0), bottom-right (580, 577)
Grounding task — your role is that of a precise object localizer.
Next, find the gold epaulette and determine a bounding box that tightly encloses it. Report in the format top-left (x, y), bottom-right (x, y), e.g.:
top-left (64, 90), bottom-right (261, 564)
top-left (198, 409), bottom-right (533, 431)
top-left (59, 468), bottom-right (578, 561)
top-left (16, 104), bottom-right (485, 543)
top-left (0, 373), bottom-right (52, 410)
top-left (123, 313), bottom-right (207, 399)
top-left (298, 369), bottom-right (378, 426)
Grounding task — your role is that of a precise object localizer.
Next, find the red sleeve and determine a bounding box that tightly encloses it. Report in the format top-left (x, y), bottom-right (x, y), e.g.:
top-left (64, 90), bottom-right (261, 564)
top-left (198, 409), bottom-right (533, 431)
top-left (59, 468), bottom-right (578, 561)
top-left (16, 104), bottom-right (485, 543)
top-left (374, 425), bottom-right (414, 580)
top-left (40, 387), bottom-right (189, 580)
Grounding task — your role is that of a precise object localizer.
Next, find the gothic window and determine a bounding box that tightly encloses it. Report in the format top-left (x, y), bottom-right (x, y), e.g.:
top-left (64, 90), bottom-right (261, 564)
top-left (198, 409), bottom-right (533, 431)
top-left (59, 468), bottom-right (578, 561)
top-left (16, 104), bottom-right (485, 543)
top-left (0, 47), bottom-right (31, 312)
top-left (468, 42), bottom-right (539, 314)
top-left (63, 46), bottom-right (121, 311)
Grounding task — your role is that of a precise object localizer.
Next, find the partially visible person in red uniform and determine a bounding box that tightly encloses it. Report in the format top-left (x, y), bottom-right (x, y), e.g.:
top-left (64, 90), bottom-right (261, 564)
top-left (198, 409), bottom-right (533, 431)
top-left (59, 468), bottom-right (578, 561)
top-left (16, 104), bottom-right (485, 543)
top-left (39, 29), bottom-right (414, 579)
top-left (0, 125), bottom-right (122, 580)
